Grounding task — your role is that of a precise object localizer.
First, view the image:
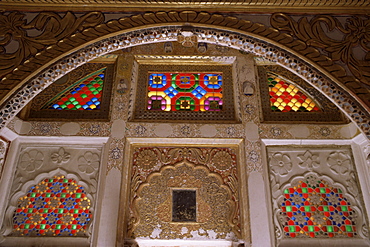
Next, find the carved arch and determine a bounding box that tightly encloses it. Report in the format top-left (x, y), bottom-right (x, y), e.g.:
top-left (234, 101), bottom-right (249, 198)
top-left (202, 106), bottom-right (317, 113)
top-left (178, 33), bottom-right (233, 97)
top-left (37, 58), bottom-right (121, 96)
top-left (129, 161), bottom-right (238, 240)
top-left (1, 168), bottom-right (95, 238)
top-left (0, 11), bottom-right (369, 137)
top-left (273, 172), bottom-right (367, 242)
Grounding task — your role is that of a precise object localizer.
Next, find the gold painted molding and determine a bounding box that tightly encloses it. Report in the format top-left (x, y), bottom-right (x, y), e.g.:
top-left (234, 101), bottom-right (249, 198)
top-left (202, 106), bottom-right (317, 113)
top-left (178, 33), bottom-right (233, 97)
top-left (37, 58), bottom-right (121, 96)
top-left (0, 1), bottom-right (369, 13)
top-left (0, 11), bottom-right (369, 109)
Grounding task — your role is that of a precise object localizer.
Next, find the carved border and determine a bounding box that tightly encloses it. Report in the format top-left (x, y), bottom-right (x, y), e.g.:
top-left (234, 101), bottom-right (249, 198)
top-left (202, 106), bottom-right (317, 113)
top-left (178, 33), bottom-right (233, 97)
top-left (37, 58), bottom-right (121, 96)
top-left (0, 11), bottom-right (369, 138)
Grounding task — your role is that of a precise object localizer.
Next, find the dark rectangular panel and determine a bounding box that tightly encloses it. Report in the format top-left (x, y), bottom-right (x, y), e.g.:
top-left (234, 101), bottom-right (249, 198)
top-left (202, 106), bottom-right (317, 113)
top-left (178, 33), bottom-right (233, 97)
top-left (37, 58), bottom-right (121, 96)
top-left (172, 190), bottom-right (196, 222)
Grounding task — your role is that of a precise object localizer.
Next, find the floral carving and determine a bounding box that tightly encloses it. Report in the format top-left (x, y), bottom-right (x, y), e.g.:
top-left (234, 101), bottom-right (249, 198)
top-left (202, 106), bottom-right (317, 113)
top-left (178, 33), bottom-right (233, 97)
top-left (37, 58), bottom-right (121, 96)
top-left (270, 127), bottom-right (281, 136)
top-left (19, 150), bottom-right (44, 172)
top-left (0, 12), bottom-right (104, 78)
top-left (270, 152), bottom-right (292, 175)
top-left (134, 125), bottom-right (146, 136)
top-left (248, 150), bottom-right (259, 163)
top-left (226, 127), bottom-right (236, 136)
top-left (271, 14), bottom-right (370, 87)
top-left (180, 125), bottom-right (191, 136)
top-left (319, 127), bottom-right (331, 137)
top-left (327, 151), bottom-right (352, 175)
top-left (136, 149), bottom-right (158, 170)
top-left (110, 147), bottom-right (122, 160)
top-left (212, 150), bottom-right (232, 171)
top-left (51, 148), bottom-right (70, 164)
top-left (78, 151), bottom-right (100, 175)
top-left (297, 150), bottom-right (320, 171)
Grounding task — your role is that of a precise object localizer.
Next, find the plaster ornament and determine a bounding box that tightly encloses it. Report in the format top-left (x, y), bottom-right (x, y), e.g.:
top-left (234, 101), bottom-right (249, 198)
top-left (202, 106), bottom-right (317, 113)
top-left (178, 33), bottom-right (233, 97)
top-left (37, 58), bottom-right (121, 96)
top-left (197, 42), bottom-right (207, 53)
top-left (77, 151), bottom-right (100, 175)
top-left (117, 78), bottom-right (128, 94)
top-left (270, 152), bottom-right (292, 176)
top-left (51, 147), bottom-right (71, 164)
top-left (242, 81), bottom-right (254, 96)
top-left (19, 150), bottom-right (44, 172)
top-left (177, 30), bottom-right (198, 47)
top-left (327, 151), bottom-right (352, 175)
top-left (163, 42), bottom-right (173, 53)
top-left (297, 150), bottom-right (320, 171)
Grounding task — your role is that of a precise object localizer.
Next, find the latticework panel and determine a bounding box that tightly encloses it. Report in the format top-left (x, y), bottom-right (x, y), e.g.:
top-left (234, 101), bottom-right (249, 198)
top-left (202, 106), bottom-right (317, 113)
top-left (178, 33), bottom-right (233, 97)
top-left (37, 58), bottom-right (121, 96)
top-left (133, 64), bottom-right (237, 122)
top-left (267, 73), bottom-right (320, 112)
top-left (147, 72), bottom-right (223, 112)
top-left (43, 68), bottom-right (105, 111)
top-left (13, 176), bottom-right (92, 237)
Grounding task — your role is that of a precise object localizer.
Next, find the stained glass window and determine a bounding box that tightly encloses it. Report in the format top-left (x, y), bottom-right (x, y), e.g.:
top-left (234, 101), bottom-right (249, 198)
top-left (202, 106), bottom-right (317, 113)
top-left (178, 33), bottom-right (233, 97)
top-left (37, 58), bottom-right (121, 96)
top-left (268, 73), bottom-right (320, 112)
top-left (43, 68), bottom-right (105, 110)
top-left (147, 72), bottom-right (223, 111)
top-left (13, 176), bottom-right (92, 236)
top-left (280, 176), bottom-right (356, 238)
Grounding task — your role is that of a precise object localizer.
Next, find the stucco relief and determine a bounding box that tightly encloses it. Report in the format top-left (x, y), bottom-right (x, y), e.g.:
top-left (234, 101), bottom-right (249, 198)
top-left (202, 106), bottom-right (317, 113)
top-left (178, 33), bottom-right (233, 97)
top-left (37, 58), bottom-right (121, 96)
top-left (127, 147), bottom-right (242, 242)
top-left (268, 146), bottom-right (368, 244)
top-left (1, 144), bottom-right (102, 241)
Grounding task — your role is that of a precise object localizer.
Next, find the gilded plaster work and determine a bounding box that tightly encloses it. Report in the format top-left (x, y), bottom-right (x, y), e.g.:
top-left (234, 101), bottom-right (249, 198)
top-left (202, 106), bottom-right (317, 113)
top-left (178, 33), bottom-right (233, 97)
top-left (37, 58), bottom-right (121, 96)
top-left (0, 12), bottom-right (369, 139)
top-left (128, 147), bottom-right (241, 241)
top-left (1, 0), bottom-right (368, 6)
top-left (1, 144), bottom-right (102, 240)
top-left (268, 147), bottom-right (368, 244)
top-left (271, 14), bottom-right (370, 100)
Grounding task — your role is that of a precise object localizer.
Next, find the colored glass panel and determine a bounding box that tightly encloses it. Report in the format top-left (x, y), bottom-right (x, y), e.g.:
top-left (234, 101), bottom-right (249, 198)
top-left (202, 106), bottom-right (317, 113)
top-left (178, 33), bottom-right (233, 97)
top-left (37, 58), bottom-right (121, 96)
top-left (147, 72), bottom-right (223, 112)
top-left (43, 68), bottom-right (106, 111)
top-left (13, 176), bottom-right (92, 236)
top-left (267, 74), bottom-right (320, 112)
top-left (280, 177), bottom-right (356, 238)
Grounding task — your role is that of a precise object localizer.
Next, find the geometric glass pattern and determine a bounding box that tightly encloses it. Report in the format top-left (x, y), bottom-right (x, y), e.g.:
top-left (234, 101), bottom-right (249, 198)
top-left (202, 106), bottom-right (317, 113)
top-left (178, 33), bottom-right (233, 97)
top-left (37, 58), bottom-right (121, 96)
top-left (147, 72), bottom-right (223, 111)
top-left (42, 68), bottom-right (105, 110)
top-left (280, 176), bottom-right (356, 238)
top-left (13, 176), bottom-right (92, 236)
top-left (268, 73), bottom-right (320, 112)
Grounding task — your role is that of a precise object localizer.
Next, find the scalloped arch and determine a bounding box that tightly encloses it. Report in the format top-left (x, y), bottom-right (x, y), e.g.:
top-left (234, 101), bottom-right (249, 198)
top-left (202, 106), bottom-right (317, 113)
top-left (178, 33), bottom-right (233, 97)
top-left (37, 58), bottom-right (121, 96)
top-left (274, 172), bottom-right (367, 240)
top-left (2, 168), bottom-right (94, 236)
top-left (0, 11), bottom-right (369, 137)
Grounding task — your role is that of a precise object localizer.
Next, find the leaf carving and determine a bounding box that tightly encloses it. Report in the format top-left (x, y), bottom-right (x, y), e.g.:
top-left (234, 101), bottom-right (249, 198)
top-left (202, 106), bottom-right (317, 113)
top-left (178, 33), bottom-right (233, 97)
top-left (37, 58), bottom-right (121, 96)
top-left (0, 11), bottom-right (104, 78)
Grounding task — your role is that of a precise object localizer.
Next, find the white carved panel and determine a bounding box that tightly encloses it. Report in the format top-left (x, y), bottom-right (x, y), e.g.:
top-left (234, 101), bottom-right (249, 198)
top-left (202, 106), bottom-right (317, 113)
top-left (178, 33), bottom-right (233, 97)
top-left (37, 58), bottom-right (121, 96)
top-left (1, 143), bottom-right (102, 240)
top-left (267, 146), bottom-right (368, 245)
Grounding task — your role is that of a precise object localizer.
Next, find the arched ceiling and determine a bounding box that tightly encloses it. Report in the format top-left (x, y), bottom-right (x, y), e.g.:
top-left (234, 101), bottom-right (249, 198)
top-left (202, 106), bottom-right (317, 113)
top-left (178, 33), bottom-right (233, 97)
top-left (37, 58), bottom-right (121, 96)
top-left (0, 11), bottom-right (369, 138)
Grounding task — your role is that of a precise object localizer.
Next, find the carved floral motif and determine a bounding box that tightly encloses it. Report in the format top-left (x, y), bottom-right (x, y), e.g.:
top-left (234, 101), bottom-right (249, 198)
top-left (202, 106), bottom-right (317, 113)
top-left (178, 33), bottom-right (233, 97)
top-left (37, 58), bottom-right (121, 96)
top-left (212, 150), bottom-right (233, 171)
top-left (135, 149), bottom-right (158, 170)
top-left (0, 12), bottom-right (104, 78)
top-left (270, 152), bottom-right (292, 175)
top-left (77, 151), bottom-right (100, 175)
top-left (271, 13), bottom-right (370, 90)
top-left (19, 150), bottom-right (44, 172)
top-left (297, 150), bottom-right (320, 171)
top-left (327, 151), bottom-right (352, 175)
top-left (51, 148), bottom-right (70, 164)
